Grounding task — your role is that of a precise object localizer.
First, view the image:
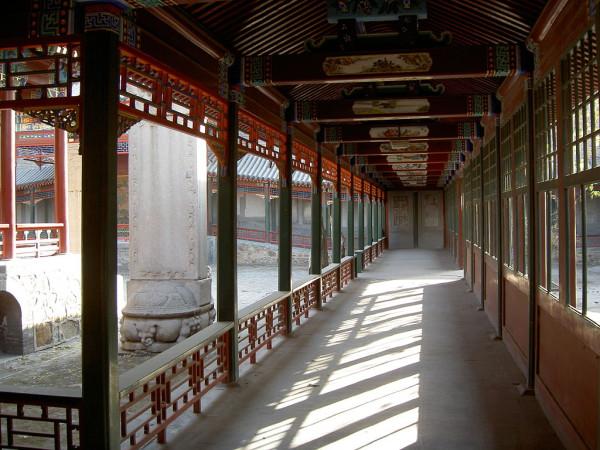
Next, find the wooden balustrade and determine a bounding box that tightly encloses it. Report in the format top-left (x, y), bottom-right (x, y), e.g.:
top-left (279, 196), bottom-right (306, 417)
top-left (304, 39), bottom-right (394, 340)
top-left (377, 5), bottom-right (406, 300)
top-left (321, 264), bottom-right (340, 304)
top-left (237, 291), bottom-right (288, 366)
top-left (0, 386), bottom-right (81, 449)
top-left (340, 256), bottom-right (354, 288)
top-left (15, 223), bottom-right (64, 258)
top-left (0, 224), bottom-right (7, 258)
top-left (118, 322), bottom-right (232, 449)
top-left (291, 276), bottom-right (320, 327)
top-left (0, 243), bottom-right (386, 449)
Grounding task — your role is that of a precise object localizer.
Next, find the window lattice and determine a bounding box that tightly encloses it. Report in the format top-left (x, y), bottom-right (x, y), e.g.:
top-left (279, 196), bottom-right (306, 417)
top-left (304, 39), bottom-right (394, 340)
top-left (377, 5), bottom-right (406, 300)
top-left (562, 26), bottom-right (599, 174)
top-left (534, 71), bottom-right (558, 182)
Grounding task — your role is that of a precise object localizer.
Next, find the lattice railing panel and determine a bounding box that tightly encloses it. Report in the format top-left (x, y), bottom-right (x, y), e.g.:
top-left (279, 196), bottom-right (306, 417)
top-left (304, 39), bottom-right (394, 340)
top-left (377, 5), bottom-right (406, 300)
top-left (238, 300), bottom-right (287, 365)
top-left (119, 330), bottom-right (230, 449)
top-left (0, 395), bottom-right (80, 449)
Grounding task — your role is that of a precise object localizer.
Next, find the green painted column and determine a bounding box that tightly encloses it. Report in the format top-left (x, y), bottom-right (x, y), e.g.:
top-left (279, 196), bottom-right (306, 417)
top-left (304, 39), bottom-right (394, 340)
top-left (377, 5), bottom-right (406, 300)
top-left (357, 189), bottom-right (364, 273)
top-left (264, 182), bottom-right (271, 242)
top-left (332, 164), bottom-right (341, 263)
top-left (374, 198), bottom-right (379, 241)
top-left (217, 86), bottom-right (240, 383)
top-left (347, 175), bottom-right (354, 261)
top-left (310, 142), bottom-right (323, 308)
top-left (279, 123), bottom-right (293, 333)
top-left (80, 8), bottom-right (120, 448)
top-left (366, 197), bottom-right (372, 245)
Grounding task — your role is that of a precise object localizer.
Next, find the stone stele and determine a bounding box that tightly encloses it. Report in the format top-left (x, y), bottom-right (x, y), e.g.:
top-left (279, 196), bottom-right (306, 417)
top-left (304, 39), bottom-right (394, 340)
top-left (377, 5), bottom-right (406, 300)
top-left (121, 122), bottom-right (214, 352)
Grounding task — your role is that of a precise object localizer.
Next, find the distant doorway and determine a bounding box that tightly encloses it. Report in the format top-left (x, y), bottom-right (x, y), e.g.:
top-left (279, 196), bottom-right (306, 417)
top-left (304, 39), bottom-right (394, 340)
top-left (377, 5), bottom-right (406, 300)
top-left (388, 191), bottom-right (443, 249)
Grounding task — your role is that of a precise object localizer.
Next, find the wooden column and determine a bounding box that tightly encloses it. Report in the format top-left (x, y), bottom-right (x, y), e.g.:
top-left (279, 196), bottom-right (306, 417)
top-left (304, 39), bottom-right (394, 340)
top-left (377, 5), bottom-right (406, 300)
top-left (357, 187), bottom-right (364, 272)
top-left (366, 195), bottom-right (372, 245)
top-left (332, 158), bottom-right (341, 264)
top-left (280, 123), bottom-right (293, 333)
top-left (310, 141), bottom-right (323, 308)
top-left (494, 120), bottom-right (503, 339)
top-left (54, 127), bottom-right (69, 253)
top-left (0, 105), bottom-right (15, 259)
top-left (80, 7), bottom-right (121, 448)
top-left (524, 78), bottom-right (537, 392)
top-left (218, 88), bottom-right (240, 382)
top-left (480, 144), bottom-right (485, 309)
top-left (347, 159), bottom-right (354, 272)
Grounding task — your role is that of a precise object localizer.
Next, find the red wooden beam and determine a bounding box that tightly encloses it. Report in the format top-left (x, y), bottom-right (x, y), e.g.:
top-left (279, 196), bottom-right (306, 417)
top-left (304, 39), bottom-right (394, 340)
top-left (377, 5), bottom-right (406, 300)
top-left (294, 95), bottom-right (497, 123)
top-left (243, 45), bottom-right (524, 86)
top-left (323, 121), bottom-right (481, 143)
top-left (344, 141), bottom-right (456, 155)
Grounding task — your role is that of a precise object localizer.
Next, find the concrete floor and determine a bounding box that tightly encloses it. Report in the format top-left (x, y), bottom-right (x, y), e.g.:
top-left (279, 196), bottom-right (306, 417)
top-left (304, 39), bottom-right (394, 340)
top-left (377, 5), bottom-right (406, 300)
top-left (150, 249), bottom-right (563, 450)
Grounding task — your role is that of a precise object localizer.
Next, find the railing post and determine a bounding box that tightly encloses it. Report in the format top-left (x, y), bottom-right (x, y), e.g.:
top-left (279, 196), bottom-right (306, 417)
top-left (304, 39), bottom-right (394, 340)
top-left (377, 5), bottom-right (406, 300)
top-left (1, 96), bottom-right (16, 260)
top-left (54, 127), bottom-right (69, 253)
top-left (279, 119), bottom-right (293, 335)
top-left (310, 139), bottom-right (323, 309)
top-left (80, 5), bottom-right (121, 448)
top-left (217, 70), bottom-right (241, 383)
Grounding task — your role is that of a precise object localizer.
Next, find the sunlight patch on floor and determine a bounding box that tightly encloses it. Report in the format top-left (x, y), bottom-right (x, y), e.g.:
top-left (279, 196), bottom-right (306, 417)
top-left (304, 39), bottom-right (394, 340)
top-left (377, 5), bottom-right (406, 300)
top-left (240, 417), bottom-right (295, 450)
top-left (291, 376), bottom-right (419, 449)
top-left (273, 376), bottom-right (321, 410)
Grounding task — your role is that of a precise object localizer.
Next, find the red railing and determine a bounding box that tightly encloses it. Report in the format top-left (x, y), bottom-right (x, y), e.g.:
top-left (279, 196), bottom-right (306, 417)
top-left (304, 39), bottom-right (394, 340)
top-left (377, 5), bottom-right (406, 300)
top-left (0, 243), bottom-right (385, 450)
top-left (15, 223), bottom-right (64, 258)
top-left (118, 323), bottom-right (232, 449)
top-left (0, 224), bottom-right (7, 258)
top-left (291, 276), bottom-right (320, 327)
top-left (0, 386), bottom-right (80, 450)
top-left (238, 292), bottom-right (288, 366)
top-left (321, 264), bottom-right (340, 303)
top-left (341, 256), bottom-right (354, 288)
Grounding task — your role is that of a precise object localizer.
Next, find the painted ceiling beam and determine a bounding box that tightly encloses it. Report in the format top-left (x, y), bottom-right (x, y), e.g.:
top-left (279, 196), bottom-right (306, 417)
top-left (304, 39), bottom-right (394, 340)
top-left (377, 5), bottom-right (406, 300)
top-left (293, 95), bottom-right (497, 123)
top-left (343, 141), bottom-right (460, 155)
top-left (323, 121), bottom-right (481, 143)
top-left (361, 155), bottom-right (449, 165)
top-left (242, 44), bottom-right (525, 86)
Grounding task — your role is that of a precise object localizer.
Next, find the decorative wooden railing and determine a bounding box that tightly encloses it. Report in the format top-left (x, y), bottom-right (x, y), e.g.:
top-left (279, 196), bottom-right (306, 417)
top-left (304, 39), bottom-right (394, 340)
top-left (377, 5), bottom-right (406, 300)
top-left (0, 240), bottom-right (386, 449)
top-left (237, 291), bottom-right (288, 366)
top-left (0, 224), bottom-right (7, 258)
top-left (0, 386), bottom-right (81, 450)
top-left (321, 263), bottom-right (340, 304)
top-left (291, 276), bottom-right (320, 327)
top-left (15, 224), bottom-right (64, 258)
top-left (340, 256), bottom-right (354, 288)
top-left (118, 322), bottom-right (232, 449)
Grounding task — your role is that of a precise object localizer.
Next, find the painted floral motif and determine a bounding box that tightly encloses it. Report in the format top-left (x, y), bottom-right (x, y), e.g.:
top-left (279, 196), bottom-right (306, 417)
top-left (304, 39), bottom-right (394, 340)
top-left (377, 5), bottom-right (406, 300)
top-left (379, 141), bottom-right (429, 153)
top-left (369, 125), bottom-right (429, 138)
top-left (386, 153), bottom-right (428, 162)
top-left (323, 53), bottom-right (432, 76)
top-left (392, 163), bottom-right (428, 171)
top-left (353, 98), bottom-right (430, 115)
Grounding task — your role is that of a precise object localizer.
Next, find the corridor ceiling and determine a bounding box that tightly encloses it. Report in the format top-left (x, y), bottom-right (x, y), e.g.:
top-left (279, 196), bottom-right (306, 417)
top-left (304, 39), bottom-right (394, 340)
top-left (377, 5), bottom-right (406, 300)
top-left (174, 0), bottom-right (548, 189)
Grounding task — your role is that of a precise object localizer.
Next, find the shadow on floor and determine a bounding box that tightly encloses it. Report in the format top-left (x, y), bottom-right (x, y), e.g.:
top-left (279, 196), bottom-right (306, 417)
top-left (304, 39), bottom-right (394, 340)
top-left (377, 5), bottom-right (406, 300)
top-left (149, 249), bottom-right (563, 450)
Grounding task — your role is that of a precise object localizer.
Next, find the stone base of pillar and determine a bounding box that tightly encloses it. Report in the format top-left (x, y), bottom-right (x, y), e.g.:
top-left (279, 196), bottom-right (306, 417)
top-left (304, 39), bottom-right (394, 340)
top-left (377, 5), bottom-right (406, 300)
top-left (120, 278), bottom-right (214, 352)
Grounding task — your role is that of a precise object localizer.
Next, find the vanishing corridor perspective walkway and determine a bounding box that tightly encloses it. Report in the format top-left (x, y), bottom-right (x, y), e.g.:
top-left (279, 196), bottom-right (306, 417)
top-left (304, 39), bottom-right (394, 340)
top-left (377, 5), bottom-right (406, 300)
top-left (151, 250), bottom-right (563, 450)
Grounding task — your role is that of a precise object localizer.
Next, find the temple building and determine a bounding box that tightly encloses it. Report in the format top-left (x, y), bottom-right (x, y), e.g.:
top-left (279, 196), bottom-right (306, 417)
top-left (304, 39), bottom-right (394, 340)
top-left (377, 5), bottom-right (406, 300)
top-left (0, 0), bottom-right (598, 449)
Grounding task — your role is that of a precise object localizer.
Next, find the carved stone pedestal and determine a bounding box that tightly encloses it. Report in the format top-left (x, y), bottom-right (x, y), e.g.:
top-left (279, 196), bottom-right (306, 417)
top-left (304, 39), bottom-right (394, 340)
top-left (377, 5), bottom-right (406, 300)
top-left (120, 122), bottom-right (214, 352)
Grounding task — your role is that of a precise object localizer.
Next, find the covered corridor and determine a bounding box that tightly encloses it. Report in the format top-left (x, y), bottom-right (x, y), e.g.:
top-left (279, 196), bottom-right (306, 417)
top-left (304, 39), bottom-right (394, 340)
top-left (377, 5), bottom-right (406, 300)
top-left (147, 250), bottom-right (561, 450)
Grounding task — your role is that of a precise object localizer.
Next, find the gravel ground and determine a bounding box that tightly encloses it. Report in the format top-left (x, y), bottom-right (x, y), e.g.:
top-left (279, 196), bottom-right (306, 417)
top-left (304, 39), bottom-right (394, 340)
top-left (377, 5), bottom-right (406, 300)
top-left (0, 266), bottom-right (313, 388)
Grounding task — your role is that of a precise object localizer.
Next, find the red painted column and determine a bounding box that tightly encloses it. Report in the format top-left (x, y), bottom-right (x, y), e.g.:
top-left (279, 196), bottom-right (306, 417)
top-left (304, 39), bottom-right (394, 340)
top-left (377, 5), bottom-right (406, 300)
top-left (1, 107), bottom-right (16, 259)
top-left (54, 127), bottom-right (69, 253)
